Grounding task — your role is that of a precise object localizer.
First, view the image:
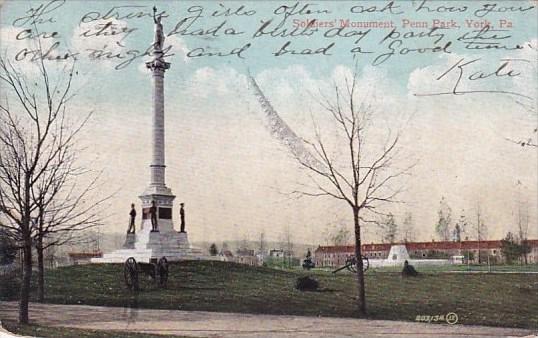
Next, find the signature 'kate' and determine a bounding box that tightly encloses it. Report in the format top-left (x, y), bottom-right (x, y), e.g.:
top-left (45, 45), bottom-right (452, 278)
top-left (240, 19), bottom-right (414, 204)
top-left (415, 57), bottom-right (531, 99)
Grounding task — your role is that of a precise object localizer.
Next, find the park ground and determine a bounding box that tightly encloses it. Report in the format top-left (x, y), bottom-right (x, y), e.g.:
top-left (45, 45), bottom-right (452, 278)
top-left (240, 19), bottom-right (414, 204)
top-left (1, 318), bottom-right (189, 338)
top-left (0, 261), bottom-right (537, 336)
top-left (1, 301), bottom-right (536, 338)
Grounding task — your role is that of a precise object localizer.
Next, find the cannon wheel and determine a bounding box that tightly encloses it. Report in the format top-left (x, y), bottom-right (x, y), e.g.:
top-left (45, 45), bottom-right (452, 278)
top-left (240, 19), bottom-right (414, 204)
top-left (157, 257), bottom-right (168, 287)
top-left (345, 256), bottom-right (357, 273)
top-left (345, 256), bottom-right (369, 273)
top-left (124, 257), bottom-right (139, 291)
top-left (362, 255), bottom-right (369, 272)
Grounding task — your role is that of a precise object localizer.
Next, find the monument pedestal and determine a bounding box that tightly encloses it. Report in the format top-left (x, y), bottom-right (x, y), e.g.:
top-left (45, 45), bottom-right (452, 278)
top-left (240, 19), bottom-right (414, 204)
top-left (123, 233), bottom-right (136, 249)
top-left (92, 225), bottom-right (204, 263)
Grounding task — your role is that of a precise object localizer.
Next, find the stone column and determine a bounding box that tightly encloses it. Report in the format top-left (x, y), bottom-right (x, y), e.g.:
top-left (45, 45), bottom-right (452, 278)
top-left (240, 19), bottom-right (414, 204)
top-left (146, 54), bottom-right (170, 189)
top-left (151, 66), bottom-right (166, 187)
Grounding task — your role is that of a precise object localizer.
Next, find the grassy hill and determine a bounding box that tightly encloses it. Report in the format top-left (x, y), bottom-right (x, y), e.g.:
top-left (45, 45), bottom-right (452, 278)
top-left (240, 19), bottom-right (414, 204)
top-left (1, 261), bottom-right (537, 329)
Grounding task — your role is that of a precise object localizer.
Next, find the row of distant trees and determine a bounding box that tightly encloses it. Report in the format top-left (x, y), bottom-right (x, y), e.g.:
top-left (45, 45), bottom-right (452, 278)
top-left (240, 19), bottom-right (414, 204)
top-left (366, 195), bottom-right (531, 249)
top-left (207, 229), bottom-right (292, 258)
top-left (500, 232), bottom-right (532, 265)
top-left (434, 197), bottom-right (489, 244)
top-left (208, 240), bottom-right (301, 270)
top-left (434, 195), bottom-right (533, 264)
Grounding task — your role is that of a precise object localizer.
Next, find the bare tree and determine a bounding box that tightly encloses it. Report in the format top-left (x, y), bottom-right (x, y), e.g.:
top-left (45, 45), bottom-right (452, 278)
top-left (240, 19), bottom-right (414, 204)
top-left (0, 42), bottom-right (105, 321)
top-left (283, 70), bottom-right (410, 315)
top-left (280, 224), bottom-right (294, 268)
top-left (376, 212), bottom-right (398, 244)
top-left (239, 235), bottom-right (250, 250)
top-left (321, 224), bottom-right (332, 246)
top-left (516, 182), bottom-right (530, 264)
top-left (435, 197), bottom-right (452, 241)
top-left (330, 223), bottom-right (351, 246)
top-left (34, 181), bottom-right (106, 302)
top-left (400, 212), bottom-right (415, 243)
top-left (473, 202), bottom-right (488, 264)
top-left (453, 211), bottom-right (468, 242)
top-left (30, 112), bottom-right (109, 301)
top-left (258, 231), bottom-right (266, 256)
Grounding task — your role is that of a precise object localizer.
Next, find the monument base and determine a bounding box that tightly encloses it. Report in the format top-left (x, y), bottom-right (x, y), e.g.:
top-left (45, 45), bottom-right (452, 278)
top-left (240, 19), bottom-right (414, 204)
top-left (92, 220), bottom-right (206, 263)
top-left (367, 245), bottom-right (451, 268)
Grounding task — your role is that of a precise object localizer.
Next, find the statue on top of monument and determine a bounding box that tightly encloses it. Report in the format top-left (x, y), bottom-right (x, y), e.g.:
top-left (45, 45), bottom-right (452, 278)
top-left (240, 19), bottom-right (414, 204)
top-left (180, 203), bottom-right (186, 233)
top-left (152, 6), bottom-right (165, 51)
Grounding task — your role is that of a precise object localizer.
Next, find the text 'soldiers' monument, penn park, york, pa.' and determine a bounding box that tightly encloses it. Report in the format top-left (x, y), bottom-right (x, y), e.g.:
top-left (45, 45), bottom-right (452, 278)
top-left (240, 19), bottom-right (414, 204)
top-left (92, 8), bottom-right (204, 263)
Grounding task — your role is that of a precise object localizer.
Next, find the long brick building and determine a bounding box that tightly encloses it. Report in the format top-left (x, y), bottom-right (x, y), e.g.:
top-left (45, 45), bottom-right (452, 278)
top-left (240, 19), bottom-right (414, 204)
top-left (314, 240), bottom-right (538, 267)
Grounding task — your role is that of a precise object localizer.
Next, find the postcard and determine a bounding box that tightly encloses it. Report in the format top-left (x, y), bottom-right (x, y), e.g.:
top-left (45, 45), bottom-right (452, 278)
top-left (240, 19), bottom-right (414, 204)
top-left (0, 1), bottom-right (536, 337)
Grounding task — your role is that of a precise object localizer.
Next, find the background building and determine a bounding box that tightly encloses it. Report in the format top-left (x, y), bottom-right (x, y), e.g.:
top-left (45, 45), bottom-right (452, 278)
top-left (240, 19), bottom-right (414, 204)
top-left (314, 240), bottom-right (538, 267)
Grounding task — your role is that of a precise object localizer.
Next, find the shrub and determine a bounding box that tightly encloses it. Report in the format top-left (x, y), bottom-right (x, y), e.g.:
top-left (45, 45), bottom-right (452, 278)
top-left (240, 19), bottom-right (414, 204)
top-left (295, 276), bottom-right (319, 291)
top-left (402, 261), bottom-right (419, 277)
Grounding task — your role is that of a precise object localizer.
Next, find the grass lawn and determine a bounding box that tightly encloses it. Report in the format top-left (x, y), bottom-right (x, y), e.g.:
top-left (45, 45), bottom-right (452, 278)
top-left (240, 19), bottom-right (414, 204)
top-left (1, 261), bottom-right (537, 329)
top-left (2, 320), bottom-right (191, 338)
top-left (360, 263), bottom-right (538, 273)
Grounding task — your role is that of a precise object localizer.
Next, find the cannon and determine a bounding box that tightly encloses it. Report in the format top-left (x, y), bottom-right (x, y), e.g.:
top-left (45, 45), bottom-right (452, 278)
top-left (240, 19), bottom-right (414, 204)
top-left (332, 255), bottom-right (369, 274)
top-left (124, 256), bottom-right (169, 291)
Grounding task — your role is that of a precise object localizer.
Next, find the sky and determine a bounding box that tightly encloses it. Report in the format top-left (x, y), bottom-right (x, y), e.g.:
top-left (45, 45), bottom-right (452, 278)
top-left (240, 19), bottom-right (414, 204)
top-left (0, 0), bottom-right (537, 246)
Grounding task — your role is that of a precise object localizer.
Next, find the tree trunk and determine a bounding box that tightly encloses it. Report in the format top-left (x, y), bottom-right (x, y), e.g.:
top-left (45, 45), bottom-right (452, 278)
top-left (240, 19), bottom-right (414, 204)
top-left (523, 240), bottom-right (528, 265)
top-left (353, 208), bottom-right (366, 316)
top-left (20, 174), bottom-right (32, 324)
top-left (19, 235), bottom-right (32, 324)
top-left (37, 236), bottom-right (44, 302)
top-left (477, 239), bottom-right (480, 264)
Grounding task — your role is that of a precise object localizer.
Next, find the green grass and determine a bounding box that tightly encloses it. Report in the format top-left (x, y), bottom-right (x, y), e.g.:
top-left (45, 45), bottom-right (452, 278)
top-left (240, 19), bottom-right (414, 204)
top-left (1, 261), bottom-right (537, 330)
top-left (2, 320), bottom-right (190, 338)
top-left (362, 263), bottom-right (538, 273)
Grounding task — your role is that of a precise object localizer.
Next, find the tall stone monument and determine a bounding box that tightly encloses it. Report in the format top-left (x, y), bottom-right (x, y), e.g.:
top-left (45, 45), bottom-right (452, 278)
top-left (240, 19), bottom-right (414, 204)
top-left (93, 9), bottom-right (202, 263)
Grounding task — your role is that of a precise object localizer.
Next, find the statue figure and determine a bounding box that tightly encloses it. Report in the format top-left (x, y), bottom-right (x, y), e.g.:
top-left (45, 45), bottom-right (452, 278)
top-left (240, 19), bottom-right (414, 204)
top-left (302, 248), bottom-right (315, 270)
top-left (180, 203), bottom-right (185, 232)
top-left (150, 200), bottom-right (158, 232)
top-left (127, 203), bottom-right (136, 234)
top-left (153, 6), bottom-right (165, 51)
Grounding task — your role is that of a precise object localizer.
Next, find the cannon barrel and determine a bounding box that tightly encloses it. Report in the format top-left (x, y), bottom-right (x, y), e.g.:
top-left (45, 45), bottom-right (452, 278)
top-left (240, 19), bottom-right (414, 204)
top-left (332, 255), bottom-right (369, 274)
top-left (332, 263), bottom-right (351, 274)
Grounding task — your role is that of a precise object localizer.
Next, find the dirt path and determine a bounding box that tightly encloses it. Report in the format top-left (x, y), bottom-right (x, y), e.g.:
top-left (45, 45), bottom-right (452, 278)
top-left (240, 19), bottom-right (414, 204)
top-left (0, 302), bottom-right (536, 338)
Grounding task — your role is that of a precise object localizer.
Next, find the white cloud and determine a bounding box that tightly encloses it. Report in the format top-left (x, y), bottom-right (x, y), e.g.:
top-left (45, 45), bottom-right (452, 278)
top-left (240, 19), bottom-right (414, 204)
top-left (184, 66), bottom-right (247, 101)
top-left (253, 63), bottom-right (407, 139)
top-left (166, 35), bottom-right (190, 63)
